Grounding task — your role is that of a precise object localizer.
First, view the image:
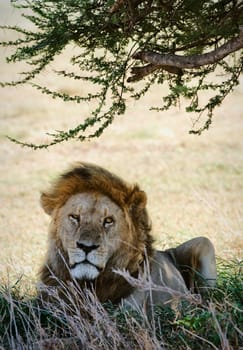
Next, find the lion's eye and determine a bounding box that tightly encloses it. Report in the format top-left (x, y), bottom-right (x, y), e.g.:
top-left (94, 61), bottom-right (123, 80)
top-left (69, 214), bottom-right (80, 224)
top-left (103, 216), bottom-right (114, 228)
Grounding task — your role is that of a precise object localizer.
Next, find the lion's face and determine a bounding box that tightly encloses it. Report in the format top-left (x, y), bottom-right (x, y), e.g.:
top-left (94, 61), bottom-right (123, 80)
top-left (57, 192), bottom-right (131, 280)
top-left (40, 163), bottom-right (153, 302)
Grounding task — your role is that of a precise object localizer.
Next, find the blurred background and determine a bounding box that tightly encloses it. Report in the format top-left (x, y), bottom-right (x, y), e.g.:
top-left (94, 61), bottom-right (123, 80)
top-left (0, 1), bottom-right (242, 284)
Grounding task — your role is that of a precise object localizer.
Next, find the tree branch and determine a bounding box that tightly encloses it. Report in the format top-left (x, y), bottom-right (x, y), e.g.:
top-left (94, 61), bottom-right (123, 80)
top-left (109, 0), bottom-right (126, 14)
top-left (109, 0), bottom-right (144, 14)
top-left (127, 63), bottom-right (183, 82)
top-left (130, 26), bottom-right (243, 80)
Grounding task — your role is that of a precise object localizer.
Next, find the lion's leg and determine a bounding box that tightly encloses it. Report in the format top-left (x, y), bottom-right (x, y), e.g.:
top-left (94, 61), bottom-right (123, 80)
top-left (167, 237), bottom-right (217, 292)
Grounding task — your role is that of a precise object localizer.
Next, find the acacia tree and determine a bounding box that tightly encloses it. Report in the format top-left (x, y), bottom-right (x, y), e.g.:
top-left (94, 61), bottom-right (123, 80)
top-left (1, 0), bottom-right (243, 148)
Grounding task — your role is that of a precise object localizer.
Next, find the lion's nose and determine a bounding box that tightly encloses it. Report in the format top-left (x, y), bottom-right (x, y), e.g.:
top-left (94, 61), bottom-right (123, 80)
top-left (76, 242), bottom-right (100, 254)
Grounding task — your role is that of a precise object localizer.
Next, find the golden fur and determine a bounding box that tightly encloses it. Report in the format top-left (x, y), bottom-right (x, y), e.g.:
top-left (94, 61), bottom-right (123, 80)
top-left (39, 162), bottom-right (217, 307)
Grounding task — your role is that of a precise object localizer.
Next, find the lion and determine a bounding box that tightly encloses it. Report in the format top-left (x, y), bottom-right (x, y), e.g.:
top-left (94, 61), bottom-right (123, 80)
top-left (39, 162), bottom-right (217, 309)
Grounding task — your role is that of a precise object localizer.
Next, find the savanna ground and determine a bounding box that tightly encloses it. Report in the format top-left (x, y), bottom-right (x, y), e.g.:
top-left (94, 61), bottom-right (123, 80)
top-left (0, 2), bottom-right (242, 349)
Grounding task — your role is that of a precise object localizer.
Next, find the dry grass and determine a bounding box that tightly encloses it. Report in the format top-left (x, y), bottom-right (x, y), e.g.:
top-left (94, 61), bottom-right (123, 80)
top-left (0, 261), bottom-right (242, 350)
top-left (0, 0), bottom-right (243, 287)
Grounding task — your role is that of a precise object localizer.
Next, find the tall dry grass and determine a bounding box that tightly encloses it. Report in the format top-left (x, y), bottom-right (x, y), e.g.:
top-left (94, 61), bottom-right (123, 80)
top-left (0, 260), bottom-right (242, 350)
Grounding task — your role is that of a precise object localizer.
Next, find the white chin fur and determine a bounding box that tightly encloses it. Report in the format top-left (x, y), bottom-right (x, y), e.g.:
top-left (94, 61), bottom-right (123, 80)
top-left (70, 263), bottom-right (100, 280)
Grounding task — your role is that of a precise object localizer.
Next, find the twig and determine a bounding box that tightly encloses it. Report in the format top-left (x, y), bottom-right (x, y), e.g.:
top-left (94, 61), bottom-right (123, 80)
top-left (181, 326), bottom-right (219, 350)
top-left (209, 303), bottom-right (232, 350)
top-left (114, 269), bottom-right (202, 305)
top-left (127, 63), bottom-right (183, 82)
top-left (109, 0), bottom-right (126, 14)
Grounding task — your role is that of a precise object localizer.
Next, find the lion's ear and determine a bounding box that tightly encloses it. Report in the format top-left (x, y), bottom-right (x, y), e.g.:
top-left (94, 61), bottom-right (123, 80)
top-left (127, 186), bottom-right (147, 210)
top-left (40, 192), bottom-right (56, 215)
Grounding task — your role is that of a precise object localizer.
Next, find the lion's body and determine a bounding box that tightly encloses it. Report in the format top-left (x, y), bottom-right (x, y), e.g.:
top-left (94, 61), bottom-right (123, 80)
top-left (40, 163), bottom-right (216, 307)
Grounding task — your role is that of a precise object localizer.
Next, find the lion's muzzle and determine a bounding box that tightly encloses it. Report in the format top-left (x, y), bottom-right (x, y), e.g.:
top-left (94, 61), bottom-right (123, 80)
top-left (67, 242), bottom-right (105, 281)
